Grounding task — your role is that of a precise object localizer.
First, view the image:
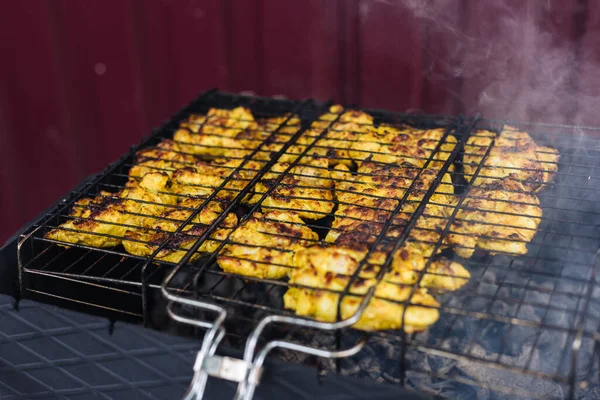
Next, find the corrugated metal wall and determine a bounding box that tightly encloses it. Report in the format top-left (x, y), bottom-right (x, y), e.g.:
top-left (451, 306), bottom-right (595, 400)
top-left (0, 0), bottom-right (596, 243)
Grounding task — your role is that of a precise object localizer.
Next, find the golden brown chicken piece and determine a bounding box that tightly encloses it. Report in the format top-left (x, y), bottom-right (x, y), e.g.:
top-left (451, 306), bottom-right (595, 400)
top-left (391, 242), bottom-right (470, 291)
top-left (310, 106), bottom-right (374, 167)
top-left (46, 173), bottom-right (177, 248)
top-left (285, 245), bottom-right (440, 332)
top-left (463, 127), bottom-right (559, 192)
top-left (171, 159), bottom-right (265, 202)
top-left (217, 211), bottom-right (318, 279)
top-left (248, 158), bottom-right (334, 219)
top-left (67, 191), bottom-right (114, 218)
top-left (445, 175), bottom-right (542, 258)
top-left (179, 113), bottom-right (207, 132)
top-left (385, 191), bottom-right (458, 263)
top-left (173, 107), bottom-right (257, 158)
top-left (129, 139), bottom-right (197, 179)
top-left (247, 115), bottom-right (304, 162)
top-left (349, 123), bottom-right (452, 167)
top-left (325, 162), bottom-right (453, 245)
top-left (122, 198), bottom-right (238, 263)
top-left (430, 134), bottom-right (458, 171)
top-left (325, 162), bottom-right (418, 244)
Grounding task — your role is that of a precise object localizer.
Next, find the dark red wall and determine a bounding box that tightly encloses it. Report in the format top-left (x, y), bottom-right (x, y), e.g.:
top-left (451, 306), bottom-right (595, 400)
top-left (0, 0), bottom-right (596, 243)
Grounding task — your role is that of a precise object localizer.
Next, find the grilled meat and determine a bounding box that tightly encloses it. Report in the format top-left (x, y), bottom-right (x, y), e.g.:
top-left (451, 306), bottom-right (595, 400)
top-left (464, 127), bottom-right (559, 192)
top-left (326, 161), bottom-right (454, 247)
top-left (179, 113), bottom-right (207, 132)
top-left (348, 123), bottom-right (455, 168)
top-left (173, 108), bottom-right (304, 162)
top-left (324, 161), bottom-right (420, 244)
top-left (249, 158), bottom-right (334, 219)
top-left (299, 105), bottom-right (457, 170)
top-left (310, 106), bottom-right (374, 167)
top-left (392, 242), bottom-right (470, 291)
top-left (173, 107), bottom-right (258, 158)
top-left (122, 198), bottom-right (237, 263)
top-left (129, 139), bottom-right (196, 180)
top-left (445, 175), bottom-right (542, 258)
top-left (171, 158), bottom-right (264, 202)
top-left (46, 173), bottom-right (176, 248)
top-left (217, 211), bottom-right (319, 279)
top-left (248, 115), bottom-right (304, 162)
top-left (284, 245), bottom-right (440, 332)
top-left (48, 100), bottom-right (561, 338)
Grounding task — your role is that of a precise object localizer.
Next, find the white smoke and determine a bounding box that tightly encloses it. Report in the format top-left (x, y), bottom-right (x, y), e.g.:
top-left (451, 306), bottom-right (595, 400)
top-left (397, 0), bottom-right (585, 124)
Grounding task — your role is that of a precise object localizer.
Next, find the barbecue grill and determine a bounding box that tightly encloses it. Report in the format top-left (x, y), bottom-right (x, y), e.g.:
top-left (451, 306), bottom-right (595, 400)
top-left (6, 90), bottom-right (600, 399)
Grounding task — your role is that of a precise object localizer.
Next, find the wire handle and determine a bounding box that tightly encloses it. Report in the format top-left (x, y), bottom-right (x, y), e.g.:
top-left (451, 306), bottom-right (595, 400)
top-left (183, 327), bottom-right (225, 400)
top-left (181, 322), bottom-right (264, 400)
top-left (234, 325), bottom-right (368, 400)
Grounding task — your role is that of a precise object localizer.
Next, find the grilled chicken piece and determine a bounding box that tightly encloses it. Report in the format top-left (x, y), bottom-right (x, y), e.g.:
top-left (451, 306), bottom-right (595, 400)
top-left (285, 245), bottom-right (440, 332)
top-left (247, 115), bottom-right (304, 162)
top-left (249, 158), bottom-right (334, 219)
top-left (383, 189), bottom-right (458, 261)
top-left (302, 105), bottom-right (456, 169)
top-left (217, 211), bottom-right (318, 279)
top-left (348, 123), bottom-right (453, 168)
top-left (463, 127), bottom-right (559, 192)
top-left (445, 175), bottom-right (542, 258)
top-left (326, 162), bottom-right (453, 245)
top-left (309, 106), bottom-right (374, 167)
top-left (173, 107), bottom-right (258, 158)
top-left (129, 139), bottom-right (196, 179)
top-left (249, 110), bottom-right (345, 165)
top-left (325, 161), bottom-right (419, 243)
top-left (46, 173), bottom-right (176, 248)
top-left (171, 159), bottom-right (264, 201)
top-left (179, 113), bottom-right (207, 132)
top-left (392, 242), bottom-right (470, 291)
top-left (122, 198), bottom-right (237, 263)
top-left (430, 134), bottom-right (458, 171)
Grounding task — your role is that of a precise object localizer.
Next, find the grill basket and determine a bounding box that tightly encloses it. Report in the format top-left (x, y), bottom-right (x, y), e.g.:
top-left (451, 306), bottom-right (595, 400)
top-left (13, 90), bottom-right (600, 400)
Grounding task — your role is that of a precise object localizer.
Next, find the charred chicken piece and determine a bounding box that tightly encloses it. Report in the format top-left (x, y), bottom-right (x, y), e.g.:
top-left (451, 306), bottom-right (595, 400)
top-left (122, 197), bottom-right (237, 263)
top-left (248, 158), bottom-right (334, 219)
top-left (463, 127), bottom-right (559, 192)
top-left (445, 175), bottom-right (542, 258)
top-left (46, 173), bottom-right (177, 248)
top-left (129, 139), bottom-right (196, 180)
top-left (217, 211), bottom-right (318, 279)
top-left (285, 245), bottom-right (440, 332)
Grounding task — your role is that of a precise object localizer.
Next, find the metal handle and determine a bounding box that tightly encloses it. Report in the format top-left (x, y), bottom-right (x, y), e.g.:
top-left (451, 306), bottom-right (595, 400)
top-left (183, 326), bottom-right (226, 400)
top-left (234, 335), bottom-right (368, 400)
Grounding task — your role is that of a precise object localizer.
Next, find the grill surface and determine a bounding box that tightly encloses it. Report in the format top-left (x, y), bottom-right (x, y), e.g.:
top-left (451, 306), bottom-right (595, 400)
top-left (16, 91), bottom-right (600, 399)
